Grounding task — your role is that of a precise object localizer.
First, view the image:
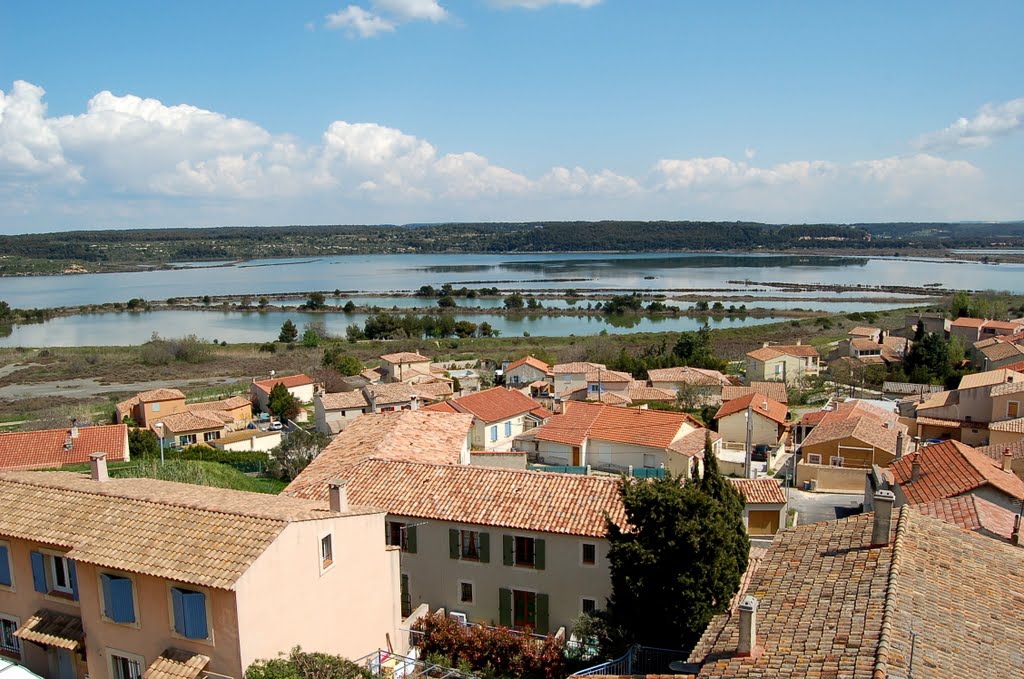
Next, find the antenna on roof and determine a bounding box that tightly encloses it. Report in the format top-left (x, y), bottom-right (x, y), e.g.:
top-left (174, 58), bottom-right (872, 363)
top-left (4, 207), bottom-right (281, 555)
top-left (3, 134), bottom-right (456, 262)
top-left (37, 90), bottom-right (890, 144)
top-left (64, 436), bottom-right (73, 452)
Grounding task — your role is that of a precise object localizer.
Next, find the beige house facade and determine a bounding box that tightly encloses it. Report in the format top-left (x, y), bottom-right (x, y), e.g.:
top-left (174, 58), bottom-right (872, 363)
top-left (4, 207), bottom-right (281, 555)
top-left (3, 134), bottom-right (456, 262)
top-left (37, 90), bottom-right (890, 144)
top-left (714, 395), bottom-right (788, 450)
top-left (379, 352), bottom-right (432, 383)
top-left (504, 357), bottom-right (551, 388)
top-left (314, 391), bottom-right (370, 435)
top-left (423, 387), bottom-right (550, 451)
top-left (0, 460), bottom-right (401, 679)
top-left (745, 342), bottom-right (820, 386)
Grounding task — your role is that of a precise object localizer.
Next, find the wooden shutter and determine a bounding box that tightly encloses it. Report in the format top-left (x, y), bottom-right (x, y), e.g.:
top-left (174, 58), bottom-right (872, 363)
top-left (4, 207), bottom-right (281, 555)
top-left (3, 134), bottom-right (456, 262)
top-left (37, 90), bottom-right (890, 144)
top-left (102, 574), bottom-right (136, 624)
top-left (479, 532), bottom-right (490, 563)
top-left (406, 525), bottom-right (418, 554)
top-left (498, 588), bottom-right (512, 627)
top-left (534, 538), bottom-right (546, 570)
top-left (68, 560), bottom-right (78, 601)
top-left (183, 591), bottom-right (209, 639)
top-left (449, 529), bottom-right (460, 559)
top-left (171, 587), bottom-right (186, 634)
top-left (30, 551), bottom-right (47, 593)
top-left (502, 535), bottom-right (514, 566)
top-left (535, 593), bottom-right (549, 634)
top-left (0, 545), bottom-right (10, 586)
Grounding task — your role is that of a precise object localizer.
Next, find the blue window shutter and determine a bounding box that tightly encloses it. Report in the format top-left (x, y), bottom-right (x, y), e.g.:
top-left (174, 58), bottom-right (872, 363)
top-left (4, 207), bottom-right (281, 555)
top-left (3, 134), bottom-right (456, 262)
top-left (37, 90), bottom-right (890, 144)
top-left (0, 545), bottom-right (10, 586)
top-left (105, 575), bottom-right (135, 624)
top-left (101, 573), bottom-right (114, 617)
top-left (505, 421), bottom-right (512, 437)
top-left (490, 426), bottom-right (497, 442)
top-left (68, 560), bottom-right (79, 601)
top-left (30, 551), bottom-right (47, 593)
top-left (171, 587), bottom-right (186, 634)
top-left (183, 591), bottom-right (208, 639)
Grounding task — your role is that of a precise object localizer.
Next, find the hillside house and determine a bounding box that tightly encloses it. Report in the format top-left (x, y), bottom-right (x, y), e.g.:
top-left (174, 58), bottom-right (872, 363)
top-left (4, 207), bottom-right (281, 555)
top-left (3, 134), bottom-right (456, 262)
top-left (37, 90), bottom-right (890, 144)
top-left (504, 356), bottom-right (552, 388)
top-left (714, 394), bottom-right (789, 452)
top-left (251, 374), bottom-right (315, 422)
top-left (0, 456), bottom-right (402, 679)
top-left (729, 478), bottom-right (788, 537)
top-left (423, 387), bottom-right (550, 451)
top-left (314, 391), bottom-right (370, 435)
top-left (378, 352), bottom-right (432, 384)
top-left (745, 342), bottom-right (820, 386)
top-left (0, 424), bottom-right (129, 472)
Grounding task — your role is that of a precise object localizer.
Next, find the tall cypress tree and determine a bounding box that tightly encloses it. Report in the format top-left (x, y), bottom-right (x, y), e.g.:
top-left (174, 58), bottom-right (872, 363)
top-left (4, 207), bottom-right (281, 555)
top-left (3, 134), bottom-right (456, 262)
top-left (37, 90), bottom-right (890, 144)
top-left (604, 434), bottom-right (749, 652)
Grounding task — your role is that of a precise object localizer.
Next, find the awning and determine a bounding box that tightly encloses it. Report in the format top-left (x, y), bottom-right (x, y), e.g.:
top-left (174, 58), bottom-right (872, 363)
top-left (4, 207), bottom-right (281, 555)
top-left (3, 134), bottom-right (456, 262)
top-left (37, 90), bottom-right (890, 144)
top-left (13, 610), bottom-right (84, 651)
top-left (143, 649), bottom-right (210, 679)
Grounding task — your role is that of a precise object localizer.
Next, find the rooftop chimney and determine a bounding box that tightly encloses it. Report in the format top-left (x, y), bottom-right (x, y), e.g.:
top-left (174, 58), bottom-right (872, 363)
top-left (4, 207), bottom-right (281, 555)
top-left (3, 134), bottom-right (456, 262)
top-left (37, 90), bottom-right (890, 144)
top-left (1002, 449), bottom-right (1013, 473)
top-left (89, 452), bottom-right (109, 483)
top-left (910, 454), bottom-right (922, 483)
top-left (737, 595), bottom-right (759, 657)
top-left (795, 339), bottom-right (802, 345)
top-left (871, 490), bottom-right (895, 547)
top-left (762, 341), bottom-right (770, 348)
top-left (1012, 515), bottom-right (1021, 547)
top-left (70, 418), bottom-right (79, 439)
top-left (329, 479), bottom-right (349, 513)
top-left (895, 431), bottom-right (904, 461)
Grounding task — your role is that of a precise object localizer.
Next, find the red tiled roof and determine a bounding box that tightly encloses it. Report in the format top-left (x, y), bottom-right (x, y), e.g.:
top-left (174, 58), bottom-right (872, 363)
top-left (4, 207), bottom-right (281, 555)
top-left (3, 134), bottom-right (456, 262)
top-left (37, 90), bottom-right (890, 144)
top-left (746, 343), bottom-right (819, 361)
top-left (667, 429), bottom-right (719, 459)
top-left (365, 383), bottom-right (415, 405)
top-left (318, 391), bottom-right (369, 410)
top-left (647, 366), bottom-right (730, 386)
top-left (951, 316), bottom-right (986, 327)
top-left (729, 477), bottom-right (787, 505)
top-left (798, 410), bottom-right (828, 426)
top-left (891, 440), bottom-right (1024, 504)
top-left (155, 410), bottom-right (230, 434)
top-left (800, 400), bottom-right (906, 455)
top-left (0, 424), bottom-right (129, 471)
top-left (848, 326), bottom-right (880, 337)
top-left (283, 412), bottom-right (474, 501)
top-left (531, 401), bottom-right (699, 450)
top-left (186, 396), bottom-right (252, 413)
top-left (957, 368), bottom-right (1023, 390)
top-left (714, 393), bottom-right (788, 425)
top-left (585, 369), bottom-right (633, 383)
top-left (913, 494), bottom-right (1018, 542)
top-left (338, 459), bottom-right (626, 538)
top-left (379, 352), bottom-right (431, 363)
top-left (506, 356), bottom-right (551, 374)
top-left (136, 388), bottom-right (186, 402)
top-left (721, 382), bottom-right (789, 404)
top-left (252, 373), bottom-right (314, 394)
top-left (988, 416), bottom-right (1024, 433)
top-left (976, 439), bottom-right (1024, 461)
top-left (627, 383), bottom-right (678, 402)
top-left (528, 406), bottom-right (554, 419)
top-left (443, 386), bottom-right (543, 423)
top-left (551, 361), bottom-right (605, 374)
top-left (422, 400), bottom-right (460, 414)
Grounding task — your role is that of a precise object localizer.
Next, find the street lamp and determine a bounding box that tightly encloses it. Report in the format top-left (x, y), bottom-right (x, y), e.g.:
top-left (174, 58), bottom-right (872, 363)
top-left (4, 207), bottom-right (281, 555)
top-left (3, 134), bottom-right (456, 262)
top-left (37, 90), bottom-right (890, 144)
top-left (154, 422), bottom-right (165, 465)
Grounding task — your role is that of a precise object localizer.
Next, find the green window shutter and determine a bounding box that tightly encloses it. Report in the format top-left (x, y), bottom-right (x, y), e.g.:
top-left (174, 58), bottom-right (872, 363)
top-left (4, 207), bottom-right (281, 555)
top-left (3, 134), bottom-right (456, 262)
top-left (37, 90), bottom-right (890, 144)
top-left (449, 529), bottom-right (460, 559)
top-left (534, 538), bottom-right (546, 570)
top-left (498, 588), bottom-right (512, 627)
top-left (406, 525), bottom-right (418, 554)
top-left (535, 593), bottom-right (549, 634)
top-left (479, 532), bottom-right (490, 563)
top-left (502, 535), bottom-right (514, 566)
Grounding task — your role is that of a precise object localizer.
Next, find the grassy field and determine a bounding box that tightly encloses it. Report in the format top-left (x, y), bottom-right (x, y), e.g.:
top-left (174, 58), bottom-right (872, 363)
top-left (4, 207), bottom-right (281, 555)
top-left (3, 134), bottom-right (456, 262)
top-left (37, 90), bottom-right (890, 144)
top-left (0, 304), bottom-right (934, 426)
top-left (57, 458), bottom-right (287, 494)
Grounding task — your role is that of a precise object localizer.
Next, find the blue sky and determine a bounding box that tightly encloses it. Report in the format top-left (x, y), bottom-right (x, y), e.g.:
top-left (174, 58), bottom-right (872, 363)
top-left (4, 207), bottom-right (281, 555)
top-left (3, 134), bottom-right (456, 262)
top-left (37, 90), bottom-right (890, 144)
top-left (1, 1), bottom-right (1022, 233)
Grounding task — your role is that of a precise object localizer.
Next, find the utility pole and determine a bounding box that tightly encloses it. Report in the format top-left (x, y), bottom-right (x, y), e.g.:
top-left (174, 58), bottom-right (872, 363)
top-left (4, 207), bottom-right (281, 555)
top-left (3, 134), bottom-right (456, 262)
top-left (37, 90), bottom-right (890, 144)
top-left (744, 404), bottom-right (754, 479)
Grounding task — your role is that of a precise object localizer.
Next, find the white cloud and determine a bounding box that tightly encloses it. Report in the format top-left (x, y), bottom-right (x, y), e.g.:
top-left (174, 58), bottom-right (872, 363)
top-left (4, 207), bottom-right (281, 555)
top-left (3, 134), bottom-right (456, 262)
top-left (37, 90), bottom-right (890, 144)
top-left (744, 147), bottom-right (756, 160)
top-left (491, 0), bottom-right (601, 8)
top-left (0, 81), bottom-right (1010, 229)
top-left (914, 97), bottom-right (1024, 151)
top-left (373, 0), bottom-right (447, 22)
top-left (325, 6), bottom-right (396, 37)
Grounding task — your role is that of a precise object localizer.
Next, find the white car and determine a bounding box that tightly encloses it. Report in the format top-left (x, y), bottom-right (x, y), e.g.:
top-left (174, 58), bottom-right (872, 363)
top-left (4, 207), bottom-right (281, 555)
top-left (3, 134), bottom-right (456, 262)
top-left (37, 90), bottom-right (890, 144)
top-left (269, 421), bottom-right (284, 431)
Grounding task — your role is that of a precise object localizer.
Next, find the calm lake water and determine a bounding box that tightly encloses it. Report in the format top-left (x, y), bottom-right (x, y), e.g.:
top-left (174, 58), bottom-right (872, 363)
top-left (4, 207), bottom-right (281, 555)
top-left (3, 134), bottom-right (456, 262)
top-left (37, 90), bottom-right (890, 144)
top-left (0, 251), bottom-right (998, 346)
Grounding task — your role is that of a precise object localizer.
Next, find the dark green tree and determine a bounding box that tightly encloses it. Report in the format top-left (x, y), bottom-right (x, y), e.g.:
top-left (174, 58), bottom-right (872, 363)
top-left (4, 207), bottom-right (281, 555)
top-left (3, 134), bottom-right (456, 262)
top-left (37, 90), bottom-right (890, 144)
top-left (604, 436), bottom-right (748, 652)
top-left (267, 382), bottom-right (302, 420)
top-left (278, 319), bottom-right (298, 343)
top-left (672, 323), bottom-right (726, 370)
top-left (504, 293), bottom-right (525, 310)
top-left (437, 295), bottom-right (457, 308)
top-left (127, 427), bottom-right (160, 459)
top-left (342, 300), bottom-right (356, 313)
top-left (266, 431), bottom-right (330, 481)
top-left (245, 646), bottom-right (371, 679)
top-left (304, 292), bottom-right (326, 310)
top-left (323, 346), bottom-right (364, 376)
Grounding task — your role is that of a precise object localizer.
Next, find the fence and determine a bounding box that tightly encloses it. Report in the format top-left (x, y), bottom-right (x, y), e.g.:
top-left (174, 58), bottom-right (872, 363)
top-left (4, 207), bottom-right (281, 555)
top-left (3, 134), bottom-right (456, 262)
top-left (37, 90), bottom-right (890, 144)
top-left (354, 649), bottom-right (478, 678)
top-left (527, 464), bottom-right (589, 474)
top-left (630, 467), bottom-right (667, 479)
top-left (571, 644), bottom-right (691, 676)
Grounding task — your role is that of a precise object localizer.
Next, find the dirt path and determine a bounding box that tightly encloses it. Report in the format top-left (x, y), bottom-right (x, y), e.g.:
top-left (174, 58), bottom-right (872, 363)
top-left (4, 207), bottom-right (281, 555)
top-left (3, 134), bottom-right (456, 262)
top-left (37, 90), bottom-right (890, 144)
top-left (0, 375), bottom-right (242, 400)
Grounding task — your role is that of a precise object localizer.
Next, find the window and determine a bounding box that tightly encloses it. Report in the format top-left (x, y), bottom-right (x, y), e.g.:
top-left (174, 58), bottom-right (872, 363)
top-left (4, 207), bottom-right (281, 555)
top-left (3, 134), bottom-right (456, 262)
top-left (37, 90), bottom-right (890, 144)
top-left (0, 615), bottom-right (20, 659)
top-left (642, 453), bottom-right (657, 468)
top-left (500, 588), bottom-right (549, 633)
top-left (109, 650), bottom-right (143, 679)
top-left (581, 543), bottom-right (597, 566)
top-left (774, 364), bottom-right (782, 375)
top-left (203, 431), bottom-right (220, 442)
top-left (504, 421), bottom-right (512, 437)
top-left (582, 598), bottom-right (597, 615)
top-left (152, 402), bottom-right (161, 412)
top-left (31, 551), bottom-right (78, 600)
top-left (400, 574), bottom-right (412, 618)
top-left (100, 573), bottom-right (136, 624)
top-left (387, 521), bottom-right (417, 553)
top-left (490, 425), bottom-right (498, 442)
top-left (1009, 401), bottom-right (1020, 419)
top-left (806, 453), bottom-right (822, 465)
top-left (381, 406), bottom-right (395, 412)
top-left (179, 434), bottom-right (197, 446)
top-left (0, 541), bottom-right (11, 589)
top-left (320, 535), bottom-right (333, 569)
top-left (503, 535), bottom-right (545, 569)
top-left (461, 530), bottom-right (479, 560)
top-left (513, 590), bottom-right (536, 629)
top-left (459, 581), bottom-right (474, 604)
top-left (515, 536), bottom-right (535, 567)
top-left (170, 586), bottom-right (209, 640)
top-left (829, 456), bottom-right (844, 467)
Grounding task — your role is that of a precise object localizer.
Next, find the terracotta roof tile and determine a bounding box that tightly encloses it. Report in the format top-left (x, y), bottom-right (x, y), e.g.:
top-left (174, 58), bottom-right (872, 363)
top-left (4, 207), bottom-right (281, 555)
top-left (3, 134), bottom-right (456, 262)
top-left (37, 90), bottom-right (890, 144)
top-left (848, 326), bottom-right (881, 337)
top-left (530, 401), bottom-right (701, 451)
top-left (506, 356), bottom-right (551, 373)
top-left (800, 400), bottom-right (906, 454)
top-left (746, 343), bottom-right (819, 361)
top-left (667, 429), bottom-right (720, 459)
top-left (988, 416), bottom-right (1024, 433)
top-left (584, 391), bottom-right (632, 405)
top-left (585, 369), bottom-right (633, 383)
top-left (283, 412), bottom-right (474, 501)
top-left (380, 351), bottom-right (431, 363)
top-left (0, 471), bottom-right (359, 589)
top-left (339, 459), bottom-right (626, 538)
top-left (648, 366), bottom-right (730, 386)
top-left (443, 387), bottom-right (543, 423)
top-left (421, 400), bottom-right (460, 414)
top-left (990, 379), bottom-right (1024, 397)
top-left (721, 382), bottom-right (788, 404)
top-left (951, 316), bottom-right (986, 327)
top-left (729, 478), bottom-right (786, 504)
top-left (136, 388), bottom-right (186, 402)
top-left (627, 383), bottom-right (678, 402)
top-left (14, 610), bottom-right (84, 650)
top-left (957, 368), bottom-right (1023, 390)
top-left (154, 410), bottom-right (230, 434)
top-left (365, 382), bottom-right (415, 405)
top-left (979, 341), bottom-right (1024, 363)
top-left (714, 394), bottom-right (788, 425)
top-left (551, 361), bottom-right (606, 374)
top-left (891, 440), bottom-right (1024, 504)
top-left (143, 649), bottom-right (210, 679)
top-left (409, 380), bottom-right (454, 400)
top-left (977, 439), bottom-right (1024, 461)
top-left (252, 373), bottom-right (314, 394)
top-left (0, 424), bottom-right (129, 471)
top-left (319, 391), bottom-right (369, 410)
top-left (186, 395), bottom-right (251, 412)
top-left (912, 494), bottom-right (1018, 542)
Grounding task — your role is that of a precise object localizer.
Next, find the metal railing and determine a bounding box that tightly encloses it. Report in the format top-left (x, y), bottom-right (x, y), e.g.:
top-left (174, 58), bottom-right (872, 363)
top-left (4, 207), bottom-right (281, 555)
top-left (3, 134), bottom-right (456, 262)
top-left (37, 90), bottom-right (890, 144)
top-left (354, 649), bottom-right (478, 679)
top-left (571, 644), bottom-right (690, 676)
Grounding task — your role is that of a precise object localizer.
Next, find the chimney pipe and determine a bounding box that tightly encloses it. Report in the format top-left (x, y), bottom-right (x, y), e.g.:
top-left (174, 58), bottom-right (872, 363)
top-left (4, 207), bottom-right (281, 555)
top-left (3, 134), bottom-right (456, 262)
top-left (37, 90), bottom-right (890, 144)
top-left (910, 454), bottom-right (922, 483)
top-left (737, 595), bottom-right (758, 657)
top-left (1012, 515), bottom-right (1021, 547)
top-left (1002, 449), bottom-right (1013, 473)
top-left (90, 452), bottom-right (109, 482)
top-left (895, 431), bottom-right (904, 461)
top-left (871, 490), bottom-right (895, 547)
top-left (329, 479), bottom-right (349, 513)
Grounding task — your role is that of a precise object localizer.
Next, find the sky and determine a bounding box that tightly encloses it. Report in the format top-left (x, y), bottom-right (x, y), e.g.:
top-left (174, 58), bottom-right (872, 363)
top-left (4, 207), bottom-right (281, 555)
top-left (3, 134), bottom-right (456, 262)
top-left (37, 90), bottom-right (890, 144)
top-left (1, 1), bottom-right (1023, 234)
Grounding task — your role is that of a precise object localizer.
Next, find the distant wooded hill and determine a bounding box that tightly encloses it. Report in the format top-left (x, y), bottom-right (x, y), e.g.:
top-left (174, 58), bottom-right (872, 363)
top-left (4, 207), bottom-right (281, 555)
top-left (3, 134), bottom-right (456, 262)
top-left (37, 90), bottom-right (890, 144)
top-left (2, 220), bottom-right (1022, 265)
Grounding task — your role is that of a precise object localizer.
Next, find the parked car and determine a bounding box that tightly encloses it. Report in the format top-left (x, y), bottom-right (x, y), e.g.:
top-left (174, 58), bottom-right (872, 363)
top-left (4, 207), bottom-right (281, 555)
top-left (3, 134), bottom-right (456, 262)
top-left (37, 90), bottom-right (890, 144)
top-left (751, 444), bottom-right (770, 462)
top-left (269, 420), bottom-right (284, 431)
